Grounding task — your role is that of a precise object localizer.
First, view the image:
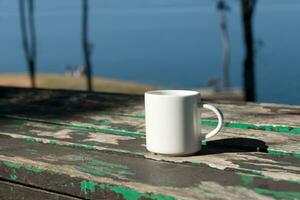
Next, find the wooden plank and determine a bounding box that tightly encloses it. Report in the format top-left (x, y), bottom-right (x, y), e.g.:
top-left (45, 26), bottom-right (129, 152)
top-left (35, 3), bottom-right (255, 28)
top-left (0, 136), bottom-right (299, 200)
top-left (0, 118), bottom-right (299, 184)
top-left (1, 114), bottom-right (299, 157)
top-left (0, 87), bottom-right (300, 133)
top-left (0, 179), bottom-right (81, 200)
top-left (102, 112), bottom-right (300, 136)
top-left (201, 102), bottom-right (300, 135)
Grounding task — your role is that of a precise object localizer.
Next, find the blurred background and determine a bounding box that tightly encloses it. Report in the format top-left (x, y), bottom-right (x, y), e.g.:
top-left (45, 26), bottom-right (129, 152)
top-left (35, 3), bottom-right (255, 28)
top-left (0, 0), bottom-right (299, 104)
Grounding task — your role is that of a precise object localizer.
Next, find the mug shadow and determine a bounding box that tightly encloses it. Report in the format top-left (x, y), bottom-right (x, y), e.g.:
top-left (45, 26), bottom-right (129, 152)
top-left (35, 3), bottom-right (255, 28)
top-left (195, 137), bottom-right (268, 156)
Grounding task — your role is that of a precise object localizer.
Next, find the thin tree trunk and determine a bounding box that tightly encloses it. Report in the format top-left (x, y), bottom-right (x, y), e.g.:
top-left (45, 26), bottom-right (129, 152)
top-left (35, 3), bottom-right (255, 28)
top-left (82, 0), bottom-right (93, 91)
top-left (19, 0), bottom-right (36, 88)
top-left (28, 0), bottom-right (36, 88)
top-left (220, 9), bottom-right (230, 90)
top-left (241, 0), bottom-right (256, 101)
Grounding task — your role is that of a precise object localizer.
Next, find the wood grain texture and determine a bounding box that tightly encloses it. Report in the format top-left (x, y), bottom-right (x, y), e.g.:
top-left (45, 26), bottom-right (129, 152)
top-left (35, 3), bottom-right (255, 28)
top-left (0, 87), bottom-right (300, 199)
top-left (0, 118), bottom-right (299, 183)
top-left (1, 113), bottom-right (299, 157)
top-left (0, 137), bottom-right (299, 200)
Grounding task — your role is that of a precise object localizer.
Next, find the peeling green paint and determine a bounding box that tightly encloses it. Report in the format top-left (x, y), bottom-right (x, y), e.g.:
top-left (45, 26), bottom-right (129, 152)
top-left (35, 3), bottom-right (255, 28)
top-left (238, 167), bottom-right (262, 176)
top-left (240, 174), bottom-right (254, 186)
top-left (80, 181), bottom-right (175, 200)
top-left (3, 115), bottom-right (300, 159)
top-left (78, 166), bottom-right (109, 177)
top-left (201, 119), bottom-right (300, 135)
top-left (104, 113), bottom-right (300, 135)
top-left (0, 115), bottom-right (144, 138)
top-left (99, 183), bottom-right (175, 200)
top-left (3, 161), bottom-right (42, 174)
top-left (10, 174), bottom-right (17, 180)
top-left (255, 188), bottom-right (300, 200)
top-left (108, 184), bottom-right (174, 200)
top-left (267, 149), bottom-right (300, 158)
top-left (77, 157), bottom-right (133, 180)
top-left (49, 139), bottom-right (57, 145)
top-left (11, 112), bottom-right (297, 137)
top-left (25, 165), bottom-right (42, 173)
top-left (12, 134), bottom-right (97, 151)
top-left (10, 169), bottom-right (18, 180)
top-left (98, 127), bottom-right (144, 138)
top-left (23, 137), bottom-right (40, 143)
top-left (3, 161), bottom-right (22, 168)
top-left (81, 181), bottom-right (95, 193)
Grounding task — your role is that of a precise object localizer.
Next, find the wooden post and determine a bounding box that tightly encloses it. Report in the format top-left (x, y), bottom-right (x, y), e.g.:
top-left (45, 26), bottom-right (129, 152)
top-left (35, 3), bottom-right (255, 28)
top-left (82, 0), bottom-right (93, 91)
top-left (241, 0), bottom-right (256, 101)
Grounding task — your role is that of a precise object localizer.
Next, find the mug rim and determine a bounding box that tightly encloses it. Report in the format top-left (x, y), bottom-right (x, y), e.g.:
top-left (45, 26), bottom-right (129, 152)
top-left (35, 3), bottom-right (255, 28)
top-left (145, 90), bottom-right (199, 97)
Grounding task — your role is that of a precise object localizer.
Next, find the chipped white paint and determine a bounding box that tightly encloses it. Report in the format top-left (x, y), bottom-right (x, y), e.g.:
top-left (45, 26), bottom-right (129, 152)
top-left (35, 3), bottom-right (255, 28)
top-left (145, 151), bottom-right (300, 182)
top-left (83, 132), bottom-right (134, 145)
top-left (190, 182), bottom-right (273, 200)
top-left (0, 132), bottom-right (143, 156)
top-left (234, 154), bottom-right (277, 164)
top-left (262, 171), bottom-right (300, 182)
top-left (40, 155), bottom-right (58, 162)
top-left (88, 115), bottom-right (144, 127)
top-left (33, 129), bottom-right (72, 139)
top-left (252, 163), bottom-right (300, 171)
top-left (25, 122), bottom-right (52, 129)
top-left (210, 103), bottom-right (300, 127)
top-left (22, 115), bottom-right (300, 157)
top-left (144, 152), bottom-right (240, 170)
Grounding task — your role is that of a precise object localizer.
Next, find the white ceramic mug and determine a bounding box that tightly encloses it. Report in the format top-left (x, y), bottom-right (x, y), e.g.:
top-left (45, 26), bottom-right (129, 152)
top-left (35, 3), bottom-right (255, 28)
top-left (145, 90), bottom-right (223, 156)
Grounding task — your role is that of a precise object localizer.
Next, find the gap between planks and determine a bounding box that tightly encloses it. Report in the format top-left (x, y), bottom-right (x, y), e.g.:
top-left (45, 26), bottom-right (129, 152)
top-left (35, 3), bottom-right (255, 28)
top-left (0, 177), bottom-right (83, 200)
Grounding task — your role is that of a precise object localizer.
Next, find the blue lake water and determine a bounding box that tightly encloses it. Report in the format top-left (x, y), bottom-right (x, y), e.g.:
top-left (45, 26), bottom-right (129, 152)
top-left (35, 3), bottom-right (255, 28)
top-left (0, 0), bottom-right (299, 104)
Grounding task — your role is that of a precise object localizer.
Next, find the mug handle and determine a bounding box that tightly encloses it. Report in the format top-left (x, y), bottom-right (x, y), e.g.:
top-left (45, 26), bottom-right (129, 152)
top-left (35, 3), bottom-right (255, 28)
top-left (200, 104), bottom-right (224, 139)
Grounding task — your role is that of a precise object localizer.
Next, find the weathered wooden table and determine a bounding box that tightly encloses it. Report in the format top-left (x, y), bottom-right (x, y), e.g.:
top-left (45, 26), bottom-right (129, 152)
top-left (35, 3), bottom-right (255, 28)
top-left (0, 87), bottom-right (299, 200)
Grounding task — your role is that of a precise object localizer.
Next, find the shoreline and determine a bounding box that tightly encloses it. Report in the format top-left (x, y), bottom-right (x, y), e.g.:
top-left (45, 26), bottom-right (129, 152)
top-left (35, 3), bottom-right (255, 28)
top-left (0, 73), bottom-right (157, 95)
top-left (0, 73), bottom-right (244, 101)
